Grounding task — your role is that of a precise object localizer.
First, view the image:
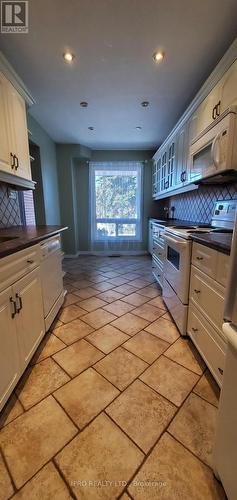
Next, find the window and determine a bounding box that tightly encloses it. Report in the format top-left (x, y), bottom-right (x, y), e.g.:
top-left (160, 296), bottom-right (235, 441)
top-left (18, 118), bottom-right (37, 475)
top-left (90, 162), bottom-right (143, 243)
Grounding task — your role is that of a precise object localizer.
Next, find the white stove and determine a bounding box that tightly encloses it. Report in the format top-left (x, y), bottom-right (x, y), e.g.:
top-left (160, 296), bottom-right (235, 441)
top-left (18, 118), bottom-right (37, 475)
top-left (162, 200), bottom-right (236, 335)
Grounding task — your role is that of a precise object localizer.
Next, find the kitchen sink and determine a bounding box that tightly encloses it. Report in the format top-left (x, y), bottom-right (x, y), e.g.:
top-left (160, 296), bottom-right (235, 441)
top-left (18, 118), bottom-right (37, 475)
top-left (0, 236), bottom-right (18, 243)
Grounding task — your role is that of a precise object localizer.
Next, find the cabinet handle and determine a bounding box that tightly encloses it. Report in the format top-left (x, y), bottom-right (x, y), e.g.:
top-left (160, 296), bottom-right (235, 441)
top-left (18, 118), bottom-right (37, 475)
top-left (194, 289), bottom-right (201, 294)
top-left (27, 259), bottom-right (34, 264)
top-left (216, 100), bottom-right (221, 117)
top-left (14, 155), bottom-right (19, 170)
top-left (196, 256), bottom-right (203, 261)
top-left (165, 180), bottom-right (169, 189)
top-left (10, 152), bottom-right (15, 168)
top-left (183, 170), bottom-right (186, 181)
top-left (218, 367), bottom-right (224, 375)
top-left (192, 327), bottom-right (198, 332)
top-left (10, 297), bottom-right (17, 318)
top-left (212, 106), bottom-right (216, 120)
top-left (15, 293), bottom-right (23, 313)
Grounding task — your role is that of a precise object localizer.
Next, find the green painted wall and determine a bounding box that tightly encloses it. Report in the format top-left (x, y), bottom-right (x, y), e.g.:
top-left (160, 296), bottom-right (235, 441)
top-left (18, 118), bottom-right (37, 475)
top-left (27, 114), bottom-right (61, 225)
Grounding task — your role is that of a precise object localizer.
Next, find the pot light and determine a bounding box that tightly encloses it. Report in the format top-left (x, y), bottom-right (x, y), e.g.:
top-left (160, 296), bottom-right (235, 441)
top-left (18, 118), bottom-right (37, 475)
top-left (80, 101), bottom-right (88, 107)
top-left (141, 101), bottom-right (149, 107)
top-left (153, 51), bottom-right (164, 63)
top-left (63, 52), bottom-right (75, 63)
top-left (88, 126), bottom-right (94, 131)
top-left (136, 126), bottom-right (142, 130)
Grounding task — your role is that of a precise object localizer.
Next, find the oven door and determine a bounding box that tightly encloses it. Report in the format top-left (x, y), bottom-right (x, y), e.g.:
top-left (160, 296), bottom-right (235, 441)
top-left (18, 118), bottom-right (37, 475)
top-left (189, 108), bottom-right (236, 182)
top-left (164, 233), bottom-right (192, 304)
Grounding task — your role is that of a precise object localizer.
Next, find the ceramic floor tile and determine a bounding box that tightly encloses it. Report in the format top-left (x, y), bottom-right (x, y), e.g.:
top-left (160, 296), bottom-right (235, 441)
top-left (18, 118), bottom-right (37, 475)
top-left (58, 304), bottom-right (87, 323)
top-left (0, 394), bottom-right (23, 429)
top-left (128, 433), bottom-right (225, 500)
top-left (92, 281), bottom-right (115, 292)
top-left (11, 462), bottom-right (72, 499)
top-left (137, 285), bottom-right (161, 298)
top-left (0, 396), bottom-right (77, 489)
top-left (64, 284), bottom-right (77, 294)
top-left (86, 324), bottom-right (129, 353)
top-left (123, 331), bottom-right (169, 364)
top-left (113, 284), bottom-right (138, 295)
top-left (120, 494), bottom-right (131, 500)
top-left (96, 290), bottom-right (124, 303)
top-left (140, 355), bottom-right (199, 407)
top-left (106, 380), bottom-right (175, 453)
top-left (147, 296), bottom-right (167, 310)
top-left (165, 338), bottom-right (206, 375)
top-left (50, 318), bottom-right (63, 330)
top-left (82, 309), bottom-right (117, 328)
top-left (132, 303), bottom-right (164, 322)
top-left (54, 368), bottom-right (119, 428)
top-left (62, 293), bottom-right (80, 308)
top-left (55, 413), bottom-right (144, 500)
top-left (53, 339), bottom-right (104, 377)
top-left (78, 297), bottom-right (107, 312)
top-left (193, 371), bottom-right (220, 407)
top-left (106, 277), bottom-right (130, 286)
top-left (168, 393), bottom-right (218, 467)
top-left (121, 293), bottom-right (150, 307)
top-left (145, 317), bottom-right (180, 344)
top-left (103, 300), bottom-right (135, 317)
top-left (30, 333), bottom-right (66, 364)
top-left (53, 318), bottom-right (94, 345)
top-left (94, 347), bottom-right (148, 390)
top-left (0, 453), bottom-right (14, 499)
top-left (162, 311), bottom-right (173, 321)
top-left (72, 279), bottom-right (94, 289)
top-left (73, 287), bottom-right (99, 299)
top-left (16, 358), bottom-right (70, 410)
top-left (111, 313), bottom-right (150, 336)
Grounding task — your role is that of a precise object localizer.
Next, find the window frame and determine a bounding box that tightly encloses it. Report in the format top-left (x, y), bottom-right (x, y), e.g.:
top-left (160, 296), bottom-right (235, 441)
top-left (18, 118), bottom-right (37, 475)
top-left (90, 162), bottom-right (143, 242)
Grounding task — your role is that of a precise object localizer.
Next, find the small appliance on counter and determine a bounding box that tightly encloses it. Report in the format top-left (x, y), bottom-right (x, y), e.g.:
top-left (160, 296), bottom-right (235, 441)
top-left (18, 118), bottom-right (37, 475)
top-left (162, 200), bottom-right (236, 335)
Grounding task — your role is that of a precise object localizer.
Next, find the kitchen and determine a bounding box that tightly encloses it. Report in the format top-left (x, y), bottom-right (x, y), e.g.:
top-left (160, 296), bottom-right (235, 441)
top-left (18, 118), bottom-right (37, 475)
top-left (0, 1), bottom-right (237, 499)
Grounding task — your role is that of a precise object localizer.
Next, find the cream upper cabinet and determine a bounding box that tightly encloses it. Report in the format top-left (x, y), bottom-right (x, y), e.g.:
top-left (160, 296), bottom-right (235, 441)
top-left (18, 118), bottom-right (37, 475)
top-left (0, 286), bottom-right (20, 410)
top-left (0, 73), bottom-right (13, 173)
top-left (7, 81), bottom-right (31, 180)
top-left (13, 268), bottom-right (44, 369)
top-left (175, 126), bottom-right (186, 187)
top-left (195, 84), bottom-right (221, 136)
top-left (0, 71), bottom-right (31, 181)
top-left (219, 59), bottom-right (237, 113)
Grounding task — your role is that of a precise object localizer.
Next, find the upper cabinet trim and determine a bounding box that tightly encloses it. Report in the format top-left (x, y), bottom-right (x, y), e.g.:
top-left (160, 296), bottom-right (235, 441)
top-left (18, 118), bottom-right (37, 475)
top-left (0, 51), bottom-right (35, 106)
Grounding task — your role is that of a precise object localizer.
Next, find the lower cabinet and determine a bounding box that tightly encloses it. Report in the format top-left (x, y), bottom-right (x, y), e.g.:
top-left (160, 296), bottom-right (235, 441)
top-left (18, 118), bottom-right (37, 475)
top-left (0, 267), bottom-right (45, 410)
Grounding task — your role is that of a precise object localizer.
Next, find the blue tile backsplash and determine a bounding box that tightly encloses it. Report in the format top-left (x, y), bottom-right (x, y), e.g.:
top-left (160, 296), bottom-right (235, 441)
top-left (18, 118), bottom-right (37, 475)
top-left (167, 183), bottom-right (237, 223)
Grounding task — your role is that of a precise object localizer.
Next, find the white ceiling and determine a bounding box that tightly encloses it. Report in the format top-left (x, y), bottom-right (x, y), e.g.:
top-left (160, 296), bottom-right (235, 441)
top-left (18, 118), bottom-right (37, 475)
top-left (1, 0), bottom-right (237, 150)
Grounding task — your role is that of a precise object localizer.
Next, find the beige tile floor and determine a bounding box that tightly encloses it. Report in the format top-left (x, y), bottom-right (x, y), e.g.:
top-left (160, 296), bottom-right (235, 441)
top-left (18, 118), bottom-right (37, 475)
top-left (0, 256), bottom-right (225, 499)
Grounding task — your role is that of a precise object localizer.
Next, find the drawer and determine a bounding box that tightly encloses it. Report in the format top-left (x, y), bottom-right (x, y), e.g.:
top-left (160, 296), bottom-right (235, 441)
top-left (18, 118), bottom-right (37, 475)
top-left (152, 241), bottom-right (164, 264)
top-left (192, 242), bottom-right (218, 278)
top-left (188, 303), bottom-right (226, 386)
top-left (152, 255), bottom-right (163, 288)
top-left (216, 252), bottom-right (230, 287)
top-left (0, 244), bottom-right (40, 292)
top-left (189, 265), bottom-right (225, 334)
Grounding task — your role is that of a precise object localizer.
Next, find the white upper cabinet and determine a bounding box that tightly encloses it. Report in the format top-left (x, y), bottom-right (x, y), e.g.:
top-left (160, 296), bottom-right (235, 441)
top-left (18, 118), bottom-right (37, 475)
top-left (195, 85), bottom-right (221, 136)
top-left (0, 73), bottom-right (12, 173)
top-left (175, 126), bottom-right (186, 187)
top-left (0, 71), bottom-right (31, 181)
top-left (219, 59), bottom-right (237, 113)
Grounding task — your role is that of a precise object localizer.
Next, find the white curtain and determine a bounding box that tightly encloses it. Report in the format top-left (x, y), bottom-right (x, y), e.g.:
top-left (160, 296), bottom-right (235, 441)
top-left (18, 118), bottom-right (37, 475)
top-left (89, 161), bottom-right (144, 254)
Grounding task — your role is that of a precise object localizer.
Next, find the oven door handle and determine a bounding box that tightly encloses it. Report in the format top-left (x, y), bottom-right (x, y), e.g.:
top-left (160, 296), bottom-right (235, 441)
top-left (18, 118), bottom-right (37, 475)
top-left (164, 234), bottom-right (188, 248)
top-left (211, 132), bottom-right (221, 169)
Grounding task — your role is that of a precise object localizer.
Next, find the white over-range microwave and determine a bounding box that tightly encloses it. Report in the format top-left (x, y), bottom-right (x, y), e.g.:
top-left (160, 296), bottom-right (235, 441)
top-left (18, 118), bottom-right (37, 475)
top-left (190, 106), bottom-right (237, 182)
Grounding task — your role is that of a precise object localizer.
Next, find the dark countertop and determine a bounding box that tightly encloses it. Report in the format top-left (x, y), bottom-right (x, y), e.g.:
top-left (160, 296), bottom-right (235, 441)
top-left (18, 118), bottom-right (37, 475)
top-left (190, 232), bottom-right (233, 255)
top-left (149, 218), bottom-right (210, 228)
top-left (0, 225), bottom-right (68, 258)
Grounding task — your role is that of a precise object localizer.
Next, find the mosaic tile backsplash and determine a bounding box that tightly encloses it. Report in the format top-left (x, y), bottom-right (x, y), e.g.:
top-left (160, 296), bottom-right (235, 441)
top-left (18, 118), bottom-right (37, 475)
top-left (0, 183), bottom-right (22, 228)
top-left (167, 183), bottom-right (237, 224)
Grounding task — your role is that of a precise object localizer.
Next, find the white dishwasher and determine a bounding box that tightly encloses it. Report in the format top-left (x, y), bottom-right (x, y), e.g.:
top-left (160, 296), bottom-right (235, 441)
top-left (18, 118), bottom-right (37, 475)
top-left (40, 235), bottom-right (65, 331)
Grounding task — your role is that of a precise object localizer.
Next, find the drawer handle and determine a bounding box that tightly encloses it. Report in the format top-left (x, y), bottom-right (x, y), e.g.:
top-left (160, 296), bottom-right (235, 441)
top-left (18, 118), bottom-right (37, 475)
top-left (192, 327), bottom-right (198, 332)
top-left (15, 293), bottom-right (23, 313)
top-left (196, 256), bottom-right (203, 261)
top-left (10, 297), bottom-right (17, 318)
top-left (194, 289), bottom-right (201, 294)
top-left (218, 367), bottom-right (224, 375)
top-left (27, 259), bottom-right (34, 264)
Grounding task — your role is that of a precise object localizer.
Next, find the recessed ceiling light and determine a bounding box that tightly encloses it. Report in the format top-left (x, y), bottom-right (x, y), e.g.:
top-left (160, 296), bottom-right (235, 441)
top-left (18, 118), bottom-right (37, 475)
top-left (153, 51), bottom-right (164, 63)
top-left (136, 126), bottom-right (142, 130)
top-left (80, 101), bottom-right (88, 107)
top-left (88, 126), bottom-right (94, 131)
top-left (141, 101), bottom-right (150, 107)
top-left (63, 51), bottom-right (75, 63)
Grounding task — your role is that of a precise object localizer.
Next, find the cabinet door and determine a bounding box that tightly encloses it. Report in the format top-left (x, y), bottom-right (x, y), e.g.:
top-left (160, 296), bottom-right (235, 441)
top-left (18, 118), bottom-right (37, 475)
top-left (167, 140), bottom-right (176, 190)
top-left (7, 81), bottom-right (31, 180)
top-left (0, 73), bottom-right (12, 173)
top-left (13, 268), bottom-right (45, 368)
top-left (196, 85), bottom-right (220, 136)
top-left (160, 150), bottom-right (167, 191)
top-left (148, 221), bottom-right (153, 254)
top-left (219, 60), bottom-right (237, 113)
top-left (0, 286), bottom-right (20, 410)
top-left (176, 126), bottom-right (186, 187)
top-left (152, 161), bottom-right (157, 198)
